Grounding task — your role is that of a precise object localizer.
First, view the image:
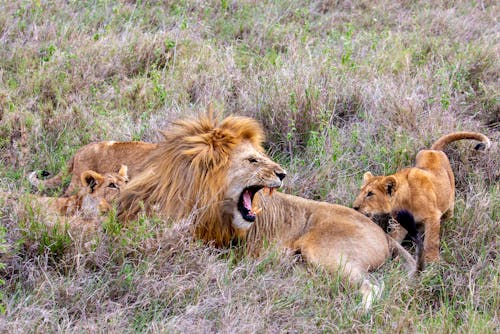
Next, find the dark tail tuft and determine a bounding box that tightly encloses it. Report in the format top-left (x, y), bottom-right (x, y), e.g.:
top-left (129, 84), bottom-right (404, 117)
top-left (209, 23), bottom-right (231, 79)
top-left (474, 142), bottom-right (486, 151)
top-left (395, 210), bottom-right (425, 271)
top-left (430, 131), bottom-right (491, 151)
top-left (395, 210), bottom-right (417, 238)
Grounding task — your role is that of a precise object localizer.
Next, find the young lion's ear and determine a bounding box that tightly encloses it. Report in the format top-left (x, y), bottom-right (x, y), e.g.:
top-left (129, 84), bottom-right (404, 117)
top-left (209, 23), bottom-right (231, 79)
top-left (118, 165), bottom-right (128, 179)
top-left (81, 170), bottom-right (105, 193)
top-left (385, 176), bottom-right (397, 196)
top-left (362, 172), bottom-right (374, 185)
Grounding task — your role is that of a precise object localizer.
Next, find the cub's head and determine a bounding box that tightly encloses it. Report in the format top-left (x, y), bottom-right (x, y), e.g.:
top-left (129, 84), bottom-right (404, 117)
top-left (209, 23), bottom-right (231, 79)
top-left (79, 165), bottom-right (129, 213)
top-left (352, 171), bottom-right (398, 220)
top-left (225, 140), bottom-right (286, 231)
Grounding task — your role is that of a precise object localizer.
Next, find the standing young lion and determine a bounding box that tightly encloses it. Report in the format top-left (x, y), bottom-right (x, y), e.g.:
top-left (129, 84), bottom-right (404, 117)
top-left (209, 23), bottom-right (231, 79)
top-left (352, 131), bottom-right (491, 262)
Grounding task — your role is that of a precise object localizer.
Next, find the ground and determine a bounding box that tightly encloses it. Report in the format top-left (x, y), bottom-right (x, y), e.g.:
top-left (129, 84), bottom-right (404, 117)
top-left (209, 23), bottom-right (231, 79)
top-left (0, 1), bottom-right (498, 332)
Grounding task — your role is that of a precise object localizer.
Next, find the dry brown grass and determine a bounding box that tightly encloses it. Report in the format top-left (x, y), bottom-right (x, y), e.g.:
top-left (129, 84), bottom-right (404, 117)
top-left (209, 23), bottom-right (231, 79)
top-left (1, 0), bottom-right (499, 332)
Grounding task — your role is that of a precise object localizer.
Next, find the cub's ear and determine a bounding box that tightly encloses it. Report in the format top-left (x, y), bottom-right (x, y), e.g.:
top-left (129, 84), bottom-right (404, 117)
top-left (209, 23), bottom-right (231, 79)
top-left (118, 165), bottom-right (128, 179)
top-left (362, 172), bottom-right (374, 185)
top-left (81, 170), bottom-right (105, 193)
top-left (385, 176), bottom-right (397, 196)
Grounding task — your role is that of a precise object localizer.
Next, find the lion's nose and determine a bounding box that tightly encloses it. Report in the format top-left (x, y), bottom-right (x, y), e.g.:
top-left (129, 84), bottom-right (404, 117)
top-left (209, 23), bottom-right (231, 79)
top-left (275, 170), bottom-right (287, 181)
top-left (353, 206), bottom-right (360, 211)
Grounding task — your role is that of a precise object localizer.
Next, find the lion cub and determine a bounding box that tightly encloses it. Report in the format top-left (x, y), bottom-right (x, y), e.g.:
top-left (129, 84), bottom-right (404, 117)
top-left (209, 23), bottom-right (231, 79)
top-left (353, 132), bottom-right (490, 262)
top-left (32, 165), bottom-right (129, 217)
top-left (29, 141), bottom-right (156, 195)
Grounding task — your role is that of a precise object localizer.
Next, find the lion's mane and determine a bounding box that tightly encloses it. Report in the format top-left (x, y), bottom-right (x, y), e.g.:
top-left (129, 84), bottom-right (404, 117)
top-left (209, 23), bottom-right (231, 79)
top-left (117, 113), bottom-right (264, 246)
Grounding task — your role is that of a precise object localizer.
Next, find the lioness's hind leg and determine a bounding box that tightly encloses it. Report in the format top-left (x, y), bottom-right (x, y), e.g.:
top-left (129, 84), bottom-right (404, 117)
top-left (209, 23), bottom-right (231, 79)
top-left (359, 278), bottom-right (384, 311)
top-left (296, 236), bottom-right (381, 311)
top-left (345, 263), bottom-right (383, 311)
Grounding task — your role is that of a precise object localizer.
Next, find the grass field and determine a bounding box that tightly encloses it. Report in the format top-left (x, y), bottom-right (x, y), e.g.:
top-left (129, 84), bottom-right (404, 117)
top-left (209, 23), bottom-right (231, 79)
top-left (1, 1), bottom-right (499, 332)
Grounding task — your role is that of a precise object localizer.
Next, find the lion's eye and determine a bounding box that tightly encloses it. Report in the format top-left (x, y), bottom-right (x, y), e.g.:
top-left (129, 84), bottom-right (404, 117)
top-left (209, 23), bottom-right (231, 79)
top-left (366, 191), bottom-right (374, 197)
top-left (108, 183), bottom-right (118, 189)
top-left (248, 157), bottom-right (258, 163)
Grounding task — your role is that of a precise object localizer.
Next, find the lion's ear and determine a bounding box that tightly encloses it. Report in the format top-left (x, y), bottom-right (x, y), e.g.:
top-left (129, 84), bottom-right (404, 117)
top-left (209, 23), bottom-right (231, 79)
top-left (118, 165), bottom-right (128, 179)
top-left (385, 176), bottom-right (397, 196)
top-left (362, 172), bottom-right (374, 185)
top-left (81, 170), bottom-right (105, 193)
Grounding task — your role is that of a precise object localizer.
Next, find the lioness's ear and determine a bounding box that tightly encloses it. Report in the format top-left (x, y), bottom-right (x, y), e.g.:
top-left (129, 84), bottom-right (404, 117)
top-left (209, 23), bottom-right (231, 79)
top-left (385, 176), bottom-right (397, 196)
top-left (118, 165), bottom-right (128, 179)
top-left (362, 172), bottom-right (374, 185)
top-left (81, 170), bottom-right (105, 193)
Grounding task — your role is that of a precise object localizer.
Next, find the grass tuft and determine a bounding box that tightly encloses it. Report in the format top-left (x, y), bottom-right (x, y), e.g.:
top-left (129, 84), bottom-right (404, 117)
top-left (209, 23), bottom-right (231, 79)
top-left (0, 0), bottom-right (498, 332)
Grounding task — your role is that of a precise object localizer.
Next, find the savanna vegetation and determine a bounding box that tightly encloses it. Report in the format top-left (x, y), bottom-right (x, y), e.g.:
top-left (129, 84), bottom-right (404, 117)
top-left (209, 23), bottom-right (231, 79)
top-left (0, 1), bottom-right (498, 332)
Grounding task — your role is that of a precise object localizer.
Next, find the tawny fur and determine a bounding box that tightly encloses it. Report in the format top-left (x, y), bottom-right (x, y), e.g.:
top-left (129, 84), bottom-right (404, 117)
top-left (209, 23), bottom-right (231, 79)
top-left (34, 165), bottom-right (128, 218)
top-left (3, 166), bottom-right (128, 246)
top-left (117, 114), bottom-right (274, 246)
top-left (116, 113), bottom-right (419, 310)
top-left (246, 191), bottom-right (419, 309)
top-left (9, 166), bottom-right (128, 251)
top-left (29, 141), bottom-right (155, 195)
top-left (353, 131), bottom-right (491, 262)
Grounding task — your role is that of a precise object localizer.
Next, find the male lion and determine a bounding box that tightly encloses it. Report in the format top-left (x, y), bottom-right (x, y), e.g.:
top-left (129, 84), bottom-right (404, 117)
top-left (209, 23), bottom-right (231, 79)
top-left (30, 141), bottom-right (156, 195)
top-left (117, 114), bottom-right (422, 310)
top-left (352, 131), bottom-right (491, 262)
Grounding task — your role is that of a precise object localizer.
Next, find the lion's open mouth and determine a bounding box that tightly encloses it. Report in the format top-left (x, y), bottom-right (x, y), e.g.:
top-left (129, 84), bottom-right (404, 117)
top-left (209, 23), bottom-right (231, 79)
top-left (237, 185), bottom-right (276, 222)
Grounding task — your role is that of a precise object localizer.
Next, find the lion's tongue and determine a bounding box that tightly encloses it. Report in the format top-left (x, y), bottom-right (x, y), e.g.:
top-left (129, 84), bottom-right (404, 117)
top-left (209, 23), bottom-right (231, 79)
top-left (243, 189), bottom-right (252, 211)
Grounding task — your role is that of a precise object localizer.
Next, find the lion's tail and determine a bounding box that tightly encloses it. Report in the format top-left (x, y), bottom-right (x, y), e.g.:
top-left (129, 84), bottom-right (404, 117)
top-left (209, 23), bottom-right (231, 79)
top-left (29, 156), bottom-right (74, 192)
top-left (386, 210), bottom-right (424, 276)
top-left (430, 131), bottom-right (491, 151)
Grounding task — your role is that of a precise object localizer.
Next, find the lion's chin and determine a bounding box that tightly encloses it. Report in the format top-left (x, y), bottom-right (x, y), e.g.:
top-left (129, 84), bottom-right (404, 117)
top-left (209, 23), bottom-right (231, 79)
top-left (232, 212), bottom-right (254, 231)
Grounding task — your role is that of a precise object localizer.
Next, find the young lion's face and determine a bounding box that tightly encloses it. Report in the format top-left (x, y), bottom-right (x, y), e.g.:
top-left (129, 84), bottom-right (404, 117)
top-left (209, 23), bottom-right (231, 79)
top-left (352, 172), bottom-right (397, 221)
top-left (79, 165), bottom-right (129, 214)
top-left (225, 141), bottom-right (286, 230)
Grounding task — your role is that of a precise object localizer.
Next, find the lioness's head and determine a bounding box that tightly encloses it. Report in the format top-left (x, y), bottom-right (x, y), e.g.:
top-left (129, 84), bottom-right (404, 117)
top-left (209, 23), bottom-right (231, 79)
top-left (225, 140), bottom-right (286, 231)
top-left (79, 165), bottom-right (129, 214)
top-left (352, 171), bottom-right (397, 221)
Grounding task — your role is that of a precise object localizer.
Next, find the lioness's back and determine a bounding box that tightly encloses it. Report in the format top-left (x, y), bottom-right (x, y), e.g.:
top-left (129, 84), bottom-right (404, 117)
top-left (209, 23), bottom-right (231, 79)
top-left (77, 141), bottom-right (157, 173)
top-left (66, 141), bottom-right (157, 195)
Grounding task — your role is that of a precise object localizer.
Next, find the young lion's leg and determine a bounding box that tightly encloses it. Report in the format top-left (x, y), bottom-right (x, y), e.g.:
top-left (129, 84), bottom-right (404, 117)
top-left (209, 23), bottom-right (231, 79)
top-left (422, 213), bottom-right (442, 262)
